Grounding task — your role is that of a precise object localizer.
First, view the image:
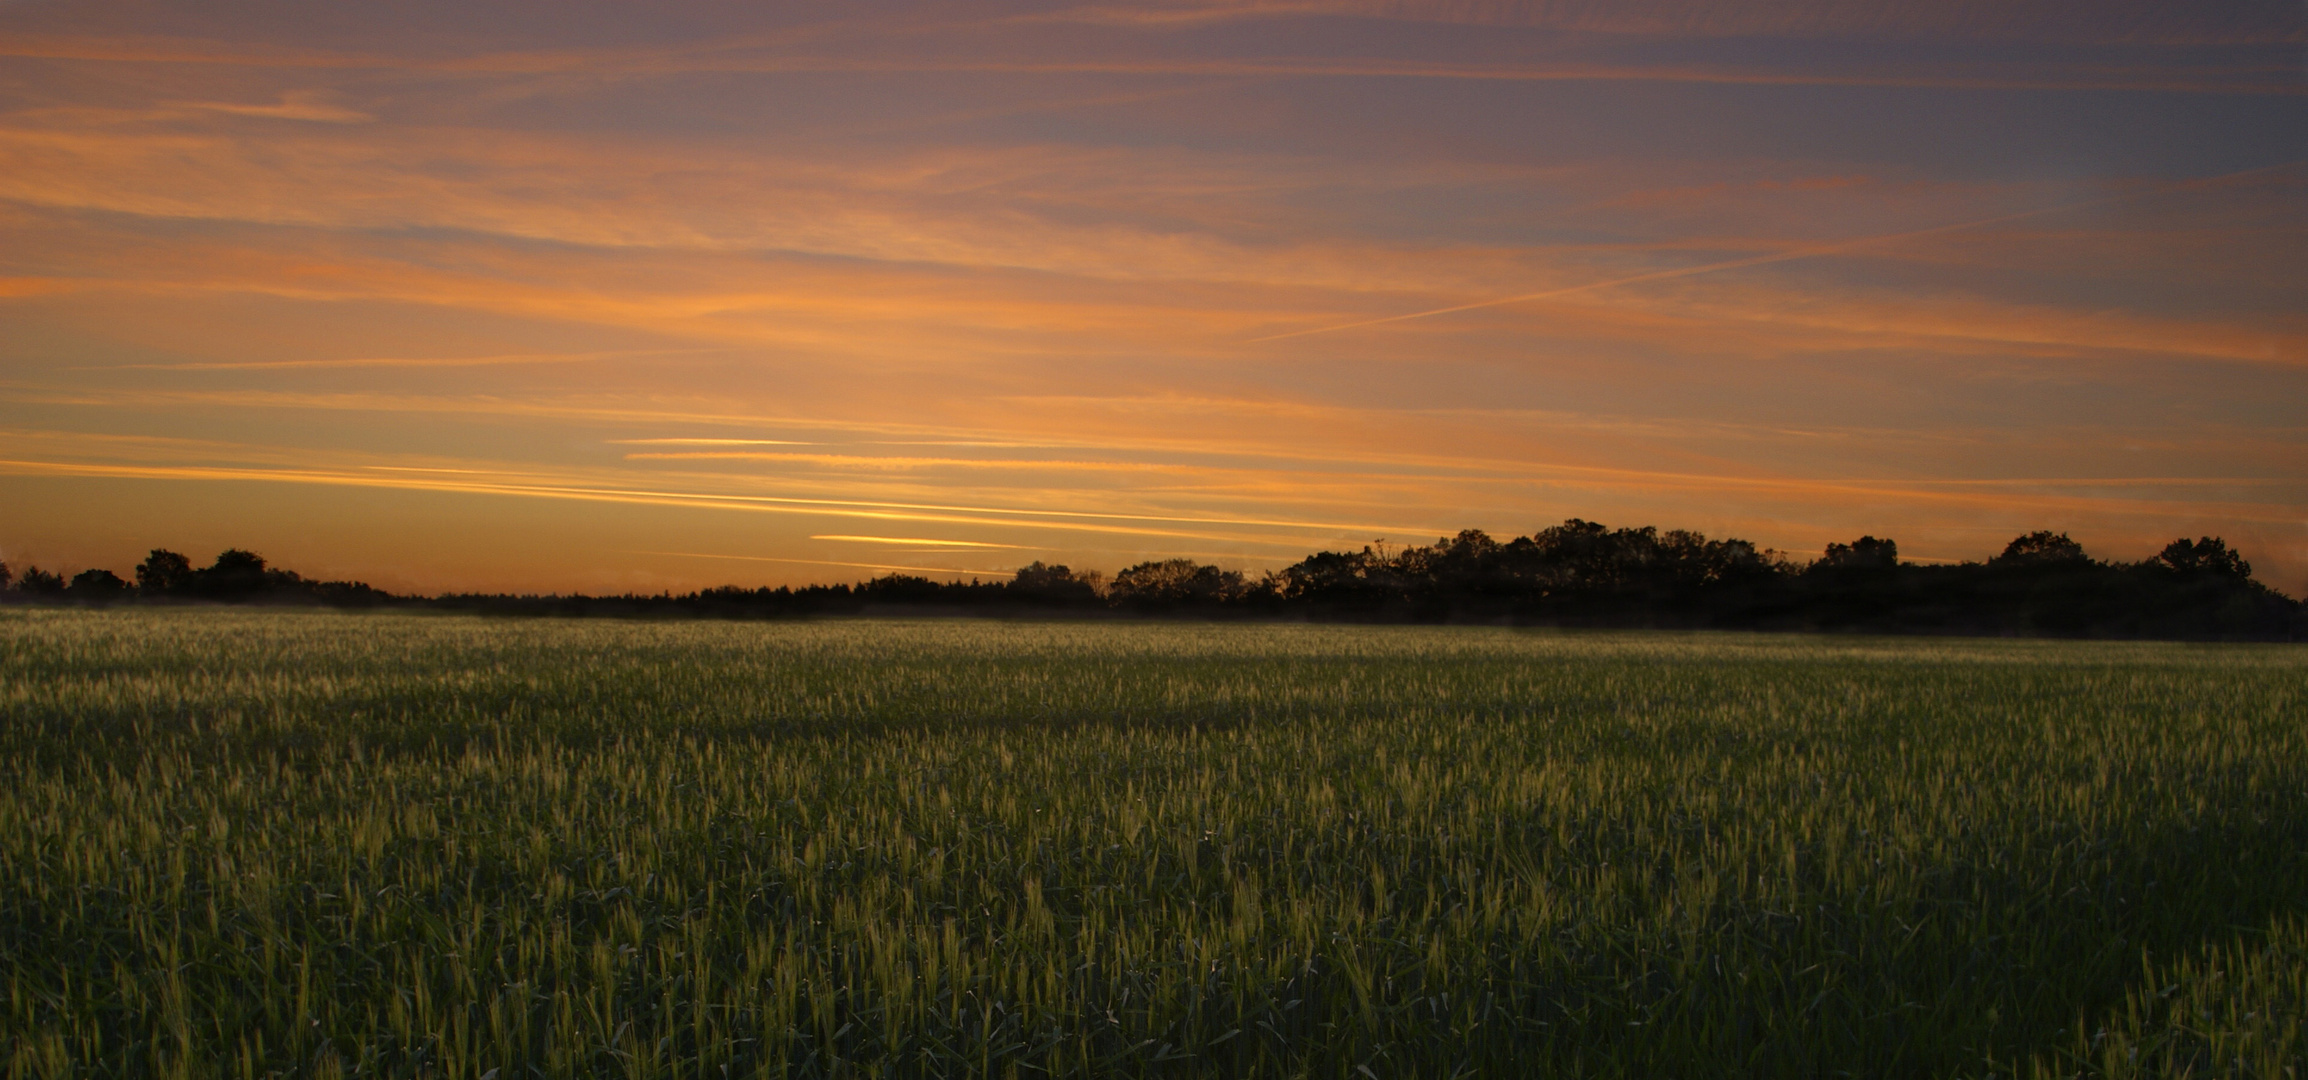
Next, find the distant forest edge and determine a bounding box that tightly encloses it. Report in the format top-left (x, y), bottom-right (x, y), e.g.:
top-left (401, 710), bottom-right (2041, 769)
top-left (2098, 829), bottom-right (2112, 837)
top-left (2, 521), bottom-right (2300, 640)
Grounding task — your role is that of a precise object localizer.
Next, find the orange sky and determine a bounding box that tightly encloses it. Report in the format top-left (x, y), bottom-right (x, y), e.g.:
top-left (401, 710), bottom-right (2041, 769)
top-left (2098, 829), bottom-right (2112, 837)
top-left (2, 1), bottom-right (2304, 595)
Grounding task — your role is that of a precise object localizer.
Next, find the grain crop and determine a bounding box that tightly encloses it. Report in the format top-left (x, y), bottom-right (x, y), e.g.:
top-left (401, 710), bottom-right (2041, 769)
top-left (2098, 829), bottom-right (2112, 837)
top-left (2, 610), bottom-right (2303, 1077)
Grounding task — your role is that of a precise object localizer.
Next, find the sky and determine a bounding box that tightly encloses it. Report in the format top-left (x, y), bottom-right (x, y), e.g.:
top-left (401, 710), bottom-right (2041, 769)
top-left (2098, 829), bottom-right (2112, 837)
top-left (1, 0), bottom-right (2304, 595)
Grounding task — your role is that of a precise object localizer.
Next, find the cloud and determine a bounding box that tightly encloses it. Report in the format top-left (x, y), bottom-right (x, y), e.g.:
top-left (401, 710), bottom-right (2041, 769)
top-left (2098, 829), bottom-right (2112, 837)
top-left (7, 389), bottom-right (2295, 525)
top-left (6, 28), bottom-right (2301, 95)
top-left (611, 437), bottom-right (811, 446)
top-left (810, 534), bottom-right (1032, 548)
top-left (94, 348), bottom-right (715, 371)
top-left (1029, 0), bottom-right (2308, 46)
top-left (623, 450), bottom-right (1200, 472)
top-left (2, 7), bottom-right (2301, 588)
top-left (172, 91), bottom-right (372, 123)
top-left (1251, 162), bottom-right (2308, 349)
top-left (6, 145), bottom-right (2296, 386)
top-left (0, 456), bottom-right (1364, 543)
top-left (640, 551), bottom-right (1003, 577)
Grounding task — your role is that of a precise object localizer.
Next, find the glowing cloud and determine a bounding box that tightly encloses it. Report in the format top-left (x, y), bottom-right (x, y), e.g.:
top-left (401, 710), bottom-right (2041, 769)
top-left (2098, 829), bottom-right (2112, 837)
top-left (0, 2), bottom-right (2301, 591)
top-left (811, 535), bottom-right (1032, 548)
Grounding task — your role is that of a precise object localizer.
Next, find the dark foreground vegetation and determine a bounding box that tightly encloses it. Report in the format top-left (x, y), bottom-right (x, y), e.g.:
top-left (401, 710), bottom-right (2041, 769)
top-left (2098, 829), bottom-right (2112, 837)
top-left (3, 521), bottom-right (2299, 638)
top-left (2, 617), bottom-right (2302, 1077)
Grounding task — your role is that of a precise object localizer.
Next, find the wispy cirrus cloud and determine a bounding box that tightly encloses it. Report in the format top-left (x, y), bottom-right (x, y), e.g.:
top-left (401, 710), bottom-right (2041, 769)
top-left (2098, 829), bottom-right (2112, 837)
top-left (1027, 0), bottom-right (2308, 45)
top-left (640, 551), bottom-right (1001, 577)
top-left (171, 90), bottom-right (371, 123)
top-left (811, 535), bottom-right (1033, 548)
top-left (92, 348), bottom-right (720, 371)
top-left (4, 27), bottom-right (2301, 95)
top-left (2, 2), bottom-right (2302, 589)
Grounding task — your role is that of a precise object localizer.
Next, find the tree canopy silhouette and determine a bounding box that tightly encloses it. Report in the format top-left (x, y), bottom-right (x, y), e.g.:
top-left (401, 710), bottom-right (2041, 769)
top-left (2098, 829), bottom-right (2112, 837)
top-left (2156, 537), bottom-right (2251, 579)
top-left (68, 569), bottom-right (130, 601)
top-left (135, 549), bottom-right (195, 595)
top-left (13, 566), bottom-right (66, 596)
top-left (1813, 535), bottom-right (1899, 573)
top-left (1009, 561), bottom-right (1104, 605)
top-left (1111, 558), bottom-right (1250, 608)
top-left (5, 527), bottom-right (2299, 639)
top-left (1992, 531), bottom-right (2089, 567)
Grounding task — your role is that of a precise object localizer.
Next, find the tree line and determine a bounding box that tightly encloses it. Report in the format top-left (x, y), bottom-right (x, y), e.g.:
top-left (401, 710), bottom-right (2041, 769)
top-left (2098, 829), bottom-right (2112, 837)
top-left (2, 521), bottom-right (2298, 639)
top-left (0, 548), bottom-right (393, 606)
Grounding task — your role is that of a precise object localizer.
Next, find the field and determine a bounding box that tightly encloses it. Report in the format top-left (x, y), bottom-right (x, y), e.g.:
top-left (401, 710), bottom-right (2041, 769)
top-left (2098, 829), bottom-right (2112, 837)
top-left (2, 610), bottom-right (2304, 1078)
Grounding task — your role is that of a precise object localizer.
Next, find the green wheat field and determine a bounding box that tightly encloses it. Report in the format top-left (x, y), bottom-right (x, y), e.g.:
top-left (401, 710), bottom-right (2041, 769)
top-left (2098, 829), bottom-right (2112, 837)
top-left (3, 609), bottom-right (2304, 1078)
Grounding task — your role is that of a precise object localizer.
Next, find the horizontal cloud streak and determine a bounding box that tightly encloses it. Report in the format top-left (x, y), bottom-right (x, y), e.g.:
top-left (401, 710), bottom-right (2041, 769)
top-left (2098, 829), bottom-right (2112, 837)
top-left (639, 551), bottom-right (999, 577)
top-left (1029, 0), bottom-right (2308, 46)
top-left (5, 33), bottom-right (2303, 95)
top-left (1, 1), bottom-right (2301, 590)
top-left (810, 535), bottom-right (1032, 548)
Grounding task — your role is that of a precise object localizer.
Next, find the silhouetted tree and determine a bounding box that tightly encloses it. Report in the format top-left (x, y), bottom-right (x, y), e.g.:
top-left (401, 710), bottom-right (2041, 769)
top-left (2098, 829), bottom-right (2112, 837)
top-left (68, 568), bottom-right (129, 601)
top-left (1010, 561), bottom-right (1104, 604)
top-left (0, 561), bottom-right (11, 592)
top-left (1274, 520), bottom-right (1793, 620)
top-left (1992, 531), bottom-right (2089, 568)
top-left (1274, 546), bottom-right (1392, 605)
top-left (136, 549), bottom-right (195, 596)
top-left (2155, 537), bottom-right (2251, 579)
top-left (15, 566), bottom-right (65, 596)
top-left (1813, 536), bottom-right (1899, 572)
top-left (8, 525), bottom-right (2295, 637)
top-left (195, 548), bottom-right (286, 598)
top-left (857, 574), bottom-right (951, 604)
top-left (1111, 558), bottom-right (1249, 607)
top-left (1962, 531), bottom-right (2108, 634)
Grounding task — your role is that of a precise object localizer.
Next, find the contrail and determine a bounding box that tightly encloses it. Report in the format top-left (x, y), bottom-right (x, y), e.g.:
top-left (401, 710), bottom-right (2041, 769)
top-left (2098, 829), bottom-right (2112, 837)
top-left (1249, 161), bottom-right (2306, 344)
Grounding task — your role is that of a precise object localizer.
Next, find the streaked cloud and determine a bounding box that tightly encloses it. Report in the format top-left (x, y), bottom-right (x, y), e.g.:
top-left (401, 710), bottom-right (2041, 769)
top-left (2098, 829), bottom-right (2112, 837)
top-left (172, 91), bottom-right (371, 123)
top-left (96, 349), bottom-right (714, 371)
top-left (641, 552), bottom-right (1002, 578)
top-left (1026, 0), bottom-right (2308, 46)
top-left (811, 535), bottom-right (1033, 549)
top-left (1, 2), bottom-right (2301, 591)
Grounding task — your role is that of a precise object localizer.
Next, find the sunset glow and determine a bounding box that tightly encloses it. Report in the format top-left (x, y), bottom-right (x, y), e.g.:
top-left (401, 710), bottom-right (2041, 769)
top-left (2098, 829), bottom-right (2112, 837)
top-left (3, 1), bottom-right (2303, 593)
